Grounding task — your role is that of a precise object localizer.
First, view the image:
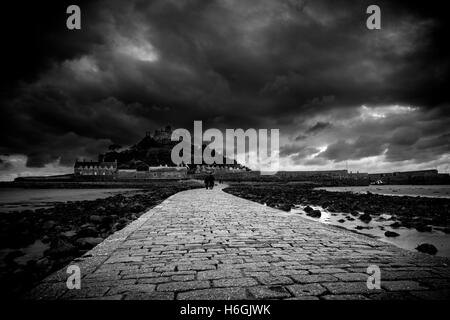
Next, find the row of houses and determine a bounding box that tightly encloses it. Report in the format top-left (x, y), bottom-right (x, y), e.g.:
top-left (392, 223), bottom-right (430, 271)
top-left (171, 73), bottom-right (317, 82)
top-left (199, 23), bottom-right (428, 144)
top-left (73, 160), bottom-right (187, 180)
top-left (193, 164), bottom-right (249, 173)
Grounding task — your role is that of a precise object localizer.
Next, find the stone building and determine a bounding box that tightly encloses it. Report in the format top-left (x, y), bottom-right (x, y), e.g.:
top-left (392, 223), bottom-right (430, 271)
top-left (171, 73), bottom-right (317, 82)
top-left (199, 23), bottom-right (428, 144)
top-left (147, 125), bottom-right (172, 143)
top-left (74, 158), bottom-right (187, 180)
top-left (277, 170), bottom-right (350, 179)
top-left (74, 160), bottom-right (117, 176)
top-left (193, 164), bottom-right (248, 174)
top-left (369, 169), bottom-right (438, 181)
top-left (117, 166), bottom-right (187, 180)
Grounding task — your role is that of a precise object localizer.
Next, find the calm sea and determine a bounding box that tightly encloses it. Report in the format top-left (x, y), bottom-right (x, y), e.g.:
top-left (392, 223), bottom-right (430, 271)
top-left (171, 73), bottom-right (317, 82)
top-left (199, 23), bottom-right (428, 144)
top-left (315, 185), bottom-right (450, 198)
top-left (0, 188), bottom-right (140, 213)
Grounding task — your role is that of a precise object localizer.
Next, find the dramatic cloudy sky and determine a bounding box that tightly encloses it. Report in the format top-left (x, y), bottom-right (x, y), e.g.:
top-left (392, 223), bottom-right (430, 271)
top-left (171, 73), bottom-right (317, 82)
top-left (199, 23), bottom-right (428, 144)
top-left (1, 0), bottom-right (449, 180)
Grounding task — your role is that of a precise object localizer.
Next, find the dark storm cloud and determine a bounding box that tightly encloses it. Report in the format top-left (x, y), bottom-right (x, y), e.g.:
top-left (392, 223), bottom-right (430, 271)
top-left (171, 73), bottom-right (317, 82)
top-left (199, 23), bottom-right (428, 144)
top-left (280, 144), bottom-right (319, 164)
top-left (305, 121), bottom-right (331, 135)
top-left (0, 0), bottom-right (449, 174)
top-left (291, 147), bottom-right (321, 163)
top-left (385, 132), bottom-right (450, 163)
top-left (0, 84), bottom-right (154, 167)
top-left (311, 109), bottom-right (450, 164)
top-left (280, 144), bottom-right (302, 157)
top-left (0, 1), bottom-right (104, 94)
top-left (318, 136), bottom-right (387, 162)
top-left (295, 134), bottom-right (308, 141)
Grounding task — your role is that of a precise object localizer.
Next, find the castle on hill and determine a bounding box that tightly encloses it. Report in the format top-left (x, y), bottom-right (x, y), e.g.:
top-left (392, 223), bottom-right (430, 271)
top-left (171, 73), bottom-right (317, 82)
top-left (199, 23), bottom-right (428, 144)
top-left (146, 125), bottom-right (172, 143)
top-left (73, 125), bottom-right (248, 180)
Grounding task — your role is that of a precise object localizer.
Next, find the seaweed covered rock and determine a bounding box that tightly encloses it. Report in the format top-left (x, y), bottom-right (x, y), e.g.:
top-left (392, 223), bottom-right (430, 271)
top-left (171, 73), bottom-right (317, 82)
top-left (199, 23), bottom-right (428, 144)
top-left (359, 213), bottom-right (372, 223)
top-left (384, 231), bottom-right (400, 237)
top-left (45, 238), bottom-right (78, 258)
top-left (278, 203), bottom-right (293, 212)
top-left (416, 243), bottom-right (438, 255)
top-left (307, 209), bottom-right (321, 218)
top-left (415, 225), bottom-right (432, 232)
top-left (75, 237), bottom-right (103, 249)
top-left (303, 206), bottom-right (314, 214)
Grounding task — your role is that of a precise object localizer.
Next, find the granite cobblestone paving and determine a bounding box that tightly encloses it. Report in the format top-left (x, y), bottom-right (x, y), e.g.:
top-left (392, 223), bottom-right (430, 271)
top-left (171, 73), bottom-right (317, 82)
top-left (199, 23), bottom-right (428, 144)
top-left (27, 186), bottom-right (450, 300)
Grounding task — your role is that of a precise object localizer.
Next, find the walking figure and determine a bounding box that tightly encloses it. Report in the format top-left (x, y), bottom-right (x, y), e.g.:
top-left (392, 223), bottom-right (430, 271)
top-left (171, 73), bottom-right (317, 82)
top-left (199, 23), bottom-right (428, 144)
top-left (204, 173), bottom-right (215, 189)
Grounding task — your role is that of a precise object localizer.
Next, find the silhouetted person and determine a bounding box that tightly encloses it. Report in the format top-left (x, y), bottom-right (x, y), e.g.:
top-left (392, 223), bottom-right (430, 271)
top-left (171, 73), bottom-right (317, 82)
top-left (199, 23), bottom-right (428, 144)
top-left (209, 174), bottom-right (215, 189)
top-left (204, 175), bottom-right (209, 189)
top-left (204, 173), bottom-right (215, 189)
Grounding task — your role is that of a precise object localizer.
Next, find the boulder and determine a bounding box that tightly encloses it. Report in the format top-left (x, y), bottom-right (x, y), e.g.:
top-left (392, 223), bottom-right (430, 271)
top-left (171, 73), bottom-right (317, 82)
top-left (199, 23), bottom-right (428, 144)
top-left (96, 206), bottom-right (106, 213)
top-left (130, 204), bottom-right (145, 212)
top-left (355, 225), bottom-right (372, 230)
top-left (75, 237), bottom-right (103, 249)
top-left (415, 225), bottom-right (432, 232)
top-left (77, 227), bottom-right (98, 238)
top-left (41, 235), bottom-right (51, 243)
top-left (384, 231), bottom-right (400, 237)
top-left (100, 215), bottom-right (114, 225)
top-left (306, 210), bottom-right (321, 218)
top-left (35, 257), bottom-right (53, 274)
top-left (338, 219), bottom-right (346, 223)
top-left (303, 206), bottom-right (314, 214)
top-left (61, 230), bottom-right (77, 238)
top-left (390, 222), bottom-right (402, 229)
top-left (89, 215), bottom-right (102, 223)
top-left (42, 220), bottom-right (56, 230)
top-left (416, 243), bottom-right (438, 255)
top-left (46, 239), bottom-right (78, 258)
top-left (278, 203), bottom-right (292, 212)
top-left (359, 213), bottom-right (372, 223)
top-left (115, 222), bottom-right (127, 230)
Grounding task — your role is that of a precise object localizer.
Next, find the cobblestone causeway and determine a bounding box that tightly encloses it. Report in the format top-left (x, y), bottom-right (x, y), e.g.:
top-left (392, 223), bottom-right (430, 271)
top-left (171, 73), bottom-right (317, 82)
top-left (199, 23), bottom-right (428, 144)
top-left (27, 186), bottom-right (450, 300)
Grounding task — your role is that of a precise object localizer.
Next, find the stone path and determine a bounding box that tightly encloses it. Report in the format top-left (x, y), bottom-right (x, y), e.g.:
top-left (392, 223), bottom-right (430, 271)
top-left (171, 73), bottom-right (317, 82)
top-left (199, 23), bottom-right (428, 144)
top-left (27, 186), bottom-right (450, 300)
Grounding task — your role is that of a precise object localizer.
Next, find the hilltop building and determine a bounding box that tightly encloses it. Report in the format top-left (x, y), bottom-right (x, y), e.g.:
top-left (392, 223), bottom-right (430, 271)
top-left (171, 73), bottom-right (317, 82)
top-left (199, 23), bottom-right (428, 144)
top-left (147, 125), bottom-right (172, 143)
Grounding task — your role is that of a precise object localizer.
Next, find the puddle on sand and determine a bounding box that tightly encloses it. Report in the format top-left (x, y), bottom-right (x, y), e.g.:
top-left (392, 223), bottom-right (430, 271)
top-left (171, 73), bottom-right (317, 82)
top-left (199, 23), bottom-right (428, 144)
top-left (290, 205), bottom-right (450, 258)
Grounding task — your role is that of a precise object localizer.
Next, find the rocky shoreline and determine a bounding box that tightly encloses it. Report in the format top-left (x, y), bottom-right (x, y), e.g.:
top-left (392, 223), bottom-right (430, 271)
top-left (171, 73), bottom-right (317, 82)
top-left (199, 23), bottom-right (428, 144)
top-left (0, 181), bottom-right (202, 298)
top-left (224, 182), bottom-right (450, 254)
